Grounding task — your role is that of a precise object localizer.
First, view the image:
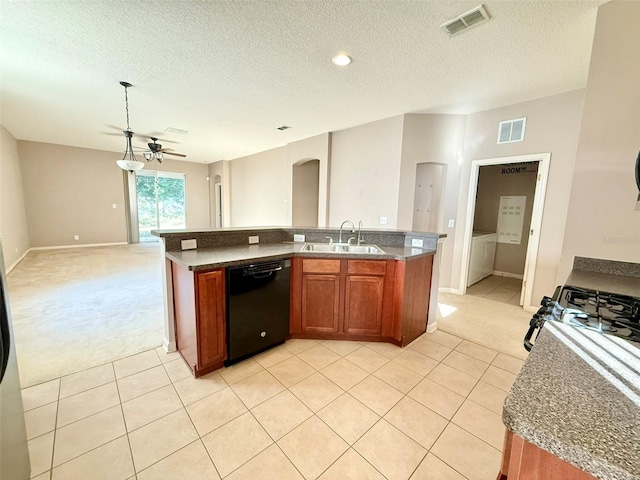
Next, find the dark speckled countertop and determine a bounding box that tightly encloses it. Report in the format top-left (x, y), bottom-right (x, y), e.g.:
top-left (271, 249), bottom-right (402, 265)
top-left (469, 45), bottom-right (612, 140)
top-left (166, 242), bottom-right (435, 270)
top-left (503, 322), bottom-right (639, 480)
top-left (503, 256), bottom-right (640, 480)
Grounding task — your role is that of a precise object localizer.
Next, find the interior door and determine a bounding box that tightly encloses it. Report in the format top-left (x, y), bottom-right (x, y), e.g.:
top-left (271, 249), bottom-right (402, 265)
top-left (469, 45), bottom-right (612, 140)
top-left (136, 171), bottom-right (186, 241)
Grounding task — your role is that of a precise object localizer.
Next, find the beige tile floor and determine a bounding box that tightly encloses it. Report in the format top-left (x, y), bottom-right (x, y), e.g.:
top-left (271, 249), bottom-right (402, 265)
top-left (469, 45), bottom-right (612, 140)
top-left (466, 275), bottom-right (522, 306)
top-left (23, 332), bottom-right (525, 480)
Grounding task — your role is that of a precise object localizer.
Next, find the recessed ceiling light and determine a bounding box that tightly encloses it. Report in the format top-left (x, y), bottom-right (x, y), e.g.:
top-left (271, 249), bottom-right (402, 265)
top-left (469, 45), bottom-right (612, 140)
top-left (332, 54), bottom-right (352, 66)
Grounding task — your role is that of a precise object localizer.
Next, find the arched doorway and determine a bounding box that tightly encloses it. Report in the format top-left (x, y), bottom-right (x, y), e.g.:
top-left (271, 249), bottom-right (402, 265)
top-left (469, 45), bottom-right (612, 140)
top-left (292, 159), bottom-right (320, 227)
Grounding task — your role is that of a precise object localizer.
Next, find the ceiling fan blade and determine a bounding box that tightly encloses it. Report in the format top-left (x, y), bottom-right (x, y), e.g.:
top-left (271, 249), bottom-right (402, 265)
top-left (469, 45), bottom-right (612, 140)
top-left (158, 147), bottom-right (174, 152)
top-left (138, 133), bottom-right (180, 144)
top-left (163, 152), bottom-right (187, 158)
top-left (106, 124), bottom-right (127, 131)
top-left (101, 131), bottom-right (127, 136)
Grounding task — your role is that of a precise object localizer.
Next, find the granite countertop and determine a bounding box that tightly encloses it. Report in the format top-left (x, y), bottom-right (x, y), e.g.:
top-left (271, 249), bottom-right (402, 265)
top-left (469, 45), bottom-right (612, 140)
top-left (166, 242), bottom-right (436, 270)
top-left (566, 269), bottom-right (640, 298)
top-left (503, 321), bottom-right (640, 480)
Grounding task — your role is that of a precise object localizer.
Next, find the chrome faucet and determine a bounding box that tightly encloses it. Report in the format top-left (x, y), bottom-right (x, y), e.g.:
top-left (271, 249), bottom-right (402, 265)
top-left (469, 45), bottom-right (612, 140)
top-left (338, 220), bottom-right (355, 244)
top-left (357, 220), bottom-right (364, 245)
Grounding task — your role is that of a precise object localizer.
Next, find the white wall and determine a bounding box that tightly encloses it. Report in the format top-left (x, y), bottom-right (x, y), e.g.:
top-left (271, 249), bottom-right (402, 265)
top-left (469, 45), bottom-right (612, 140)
top-left (229, 146), bottom-right (289, 226)
top-left (452, 89), bottom-right (585, 304)
top-left (329, 116), bottom-right (404, 228)
top-left (286, 133), bottom-right (331, 227)
top-left (0, 126), bottom-right (30, 270)
top-left (559, 1), bottom-right (640, 280)
top-left (397, 114), bottom-right (467, 289)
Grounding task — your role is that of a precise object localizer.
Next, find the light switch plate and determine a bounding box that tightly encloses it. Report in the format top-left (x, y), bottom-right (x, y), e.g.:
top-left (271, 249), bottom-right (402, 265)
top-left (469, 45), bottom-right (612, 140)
top-left (448, 219), bottom-right (455, 228)
top-left (112, 203), bottom-right (117, 209)
top-left (248, 235), bottom-right (259, 244)
top-left (293, 234), bottom-right (305, 242)
top-left (181, 239), bottom-right (197, 250)
top-left (411, 238), bottom-right (424, 247)
top-left (380, 216), bottom-right (388, 225)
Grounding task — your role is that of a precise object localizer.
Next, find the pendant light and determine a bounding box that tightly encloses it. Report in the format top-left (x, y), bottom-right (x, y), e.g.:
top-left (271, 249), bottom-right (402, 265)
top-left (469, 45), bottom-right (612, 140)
top-left (115, 81), bottom-right (144, 172)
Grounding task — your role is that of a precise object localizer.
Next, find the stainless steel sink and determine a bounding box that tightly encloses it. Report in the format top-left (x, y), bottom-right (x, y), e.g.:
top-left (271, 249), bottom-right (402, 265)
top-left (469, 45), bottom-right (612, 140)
top-left (301, 243), bottom-right (385, 254)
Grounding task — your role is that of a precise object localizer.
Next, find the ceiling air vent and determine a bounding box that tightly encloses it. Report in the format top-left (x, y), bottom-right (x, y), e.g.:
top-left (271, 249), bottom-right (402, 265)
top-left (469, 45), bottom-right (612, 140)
top-left (276, 125), bottom-right (292, 131)
top-left (441, 5), bottom-right (490, 36)
top-left (497, 118), bottom-right (527, 144)
top-left (165, 127), bottom-right (189, 135)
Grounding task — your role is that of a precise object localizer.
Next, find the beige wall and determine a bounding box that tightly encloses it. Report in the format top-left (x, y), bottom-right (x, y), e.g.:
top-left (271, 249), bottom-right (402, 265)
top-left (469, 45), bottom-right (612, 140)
top-left (19, 141), bottom-right (128, 247)
top-left (286, 133), bottom-right (331, 227)
top-left (559, 1), bottom-right (640, 280)
top-left (474, 163), bottom-right (538, 276)
top-left (292, 160), bottom-right (320, 227)
top-left (18, 141), bottom-right (210, 247)
top-left (229, 146), bottom-right (289, 227)
top-left (147, 157), bottom-right (210, 230)
top-left (451, 89), bottom-right (585, 304)
top-left (397, 114), bottom-right (467, 288)
top-left (208, 160), bottom-right (231, 228)
top-left (0, 126), bottom-right (30, 269)
top-left (329, 116), bottom-right (404, 228)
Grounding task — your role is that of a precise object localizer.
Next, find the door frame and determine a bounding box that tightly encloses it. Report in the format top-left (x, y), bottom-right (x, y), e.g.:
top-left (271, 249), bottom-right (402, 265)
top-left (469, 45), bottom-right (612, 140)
top-left (135, 170), bottom-right (187, 241)
top-left (458, 153), bottom-right (551, 309)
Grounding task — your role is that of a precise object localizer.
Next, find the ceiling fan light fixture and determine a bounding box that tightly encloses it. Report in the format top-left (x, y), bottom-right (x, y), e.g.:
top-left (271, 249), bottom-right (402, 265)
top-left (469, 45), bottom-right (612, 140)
top-left (116, 160), bottom-right (144, 171)
top-left (115, 82), bottom-right (144, 171)
top-left (143, 152), bottom-right (152, 161)
top-left (156, 152), bottom-right (164, 162)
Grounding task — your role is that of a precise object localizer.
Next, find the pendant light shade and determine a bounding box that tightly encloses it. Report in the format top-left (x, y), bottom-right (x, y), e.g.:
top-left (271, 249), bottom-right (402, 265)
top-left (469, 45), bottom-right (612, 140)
top-left (116, 160), bottom-right (144, 171)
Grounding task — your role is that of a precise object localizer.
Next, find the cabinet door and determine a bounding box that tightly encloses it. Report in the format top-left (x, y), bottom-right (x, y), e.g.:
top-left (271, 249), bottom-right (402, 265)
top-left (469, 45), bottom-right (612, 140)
top-left (301, 274), bottom-right (340, 333)
top-left (195, 270), bottom-right (226, 368)
top-left (344, 275), bottom-right (384, 335)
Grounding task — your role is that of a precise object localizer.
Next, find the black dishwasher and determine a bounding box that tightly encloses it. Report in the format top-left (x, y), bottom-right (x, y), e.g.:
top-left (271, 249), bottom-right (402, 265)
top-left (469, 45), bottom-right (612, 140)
top-left (225, 259), bottom-right (290, 365)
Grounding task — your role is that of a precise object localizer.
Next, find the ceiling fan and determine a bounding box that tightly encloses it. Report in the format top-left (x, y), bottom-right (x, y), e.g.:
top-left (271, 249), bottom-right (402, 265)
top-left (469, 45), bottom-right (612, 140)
top-left (109, 81), bottom-right (186, 171)
top-left (140, 137), bottom-right (187, 163)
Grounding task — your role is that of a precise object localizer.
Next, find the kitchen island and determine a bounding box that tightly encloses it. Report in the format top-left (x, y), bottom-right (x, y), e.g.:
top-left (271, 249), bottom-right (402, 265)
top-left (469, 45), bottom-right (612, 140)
top-left (499, 258), bottom-right (640, 480)
top-left (153, 227), bottom-right (445, 376)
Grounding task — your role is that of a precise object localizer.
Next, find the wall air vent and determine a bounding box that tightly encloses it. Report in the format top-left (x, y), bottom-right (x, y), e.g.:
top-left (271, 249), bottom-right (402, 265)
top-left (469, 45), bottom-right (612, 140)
top-left (497, 117), bottom-right (527, 144)
top-left (441, 5), bottom-right (490, 36)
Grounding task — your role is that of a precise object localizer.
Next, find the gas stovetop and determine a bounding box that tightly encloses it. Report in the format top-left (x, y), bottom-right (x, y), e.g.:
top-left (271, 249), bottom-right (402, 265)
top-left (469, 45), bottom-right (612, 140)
top-left (524, 285), bottom-right (640, 351)
top-left (558, 286), bottom-right (640, 340)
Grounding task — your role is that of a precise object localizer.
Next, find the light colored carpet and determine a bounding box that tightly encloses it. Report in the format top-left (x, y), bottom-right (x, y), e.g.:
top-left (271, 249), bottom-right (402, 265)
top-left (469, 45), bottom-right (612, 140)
top-left (7, 243), bottom-right (164, 387)
top-left (435, 292), bottom-right (530, 360)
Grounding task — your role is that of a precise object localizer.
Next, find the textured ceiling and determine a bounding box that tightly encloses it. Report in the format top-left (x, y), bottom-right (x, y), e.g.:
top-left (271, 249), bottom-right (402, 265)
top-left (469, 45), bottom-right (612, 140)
top-left (0, 0), bottom-right (607, 164)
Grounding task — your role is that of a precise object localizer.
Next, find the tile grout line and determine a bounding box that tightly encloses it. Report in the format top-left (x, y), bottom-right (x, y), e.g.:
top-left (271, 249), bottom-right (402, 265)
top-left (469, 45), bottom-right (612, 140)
top-left (111, 360), bottom-right (137, 477)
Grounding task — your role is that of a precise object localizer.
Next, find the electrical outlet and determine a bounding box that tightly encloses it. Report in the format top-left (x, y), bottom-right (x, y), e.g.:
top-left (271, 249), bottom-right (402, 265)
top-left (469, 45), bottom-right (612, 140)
top-left (411, 238), bottom-right (424, 247)
top-left (181, 239), bottom-right (197, 250)
top-left (112, 203), bottom-right (117, 209)
top-left (448, 219), bottom-right (455, 228)
top-left (248, 235), bottom-right (259, 244)
top-left (293, 234), bottom-right (305, 242)
top-left (74, 235), bottom-right (79, 241)
top-left (379, 216), bottom-right (388, 225)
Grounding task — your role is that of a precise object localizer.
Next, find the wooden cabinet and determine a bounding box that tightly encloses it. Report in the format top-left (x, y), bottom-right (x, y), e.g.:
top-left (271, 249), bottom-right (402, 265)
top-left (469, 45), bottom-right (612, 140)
top-left (291, 255), bottom-right (433, 345)
top-left (172, 263), bottom-right (226, 377)
top-left (498, 430), bottom-right (598, 480)
top-left (292, 257), bottom-right (405, 343)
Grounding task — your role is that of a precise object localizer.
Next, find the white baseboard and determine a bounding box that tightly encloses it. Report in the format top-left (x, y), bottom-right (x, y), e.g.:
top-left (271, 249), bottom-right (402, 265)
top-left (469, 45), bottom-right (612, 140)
top-left (30, 242), bottom-right (128, 251)
top-left (426, 322), bottom-right (438, 333)
top-left (492, 270), bottom-right (524, 280)
top-left (163, 338), bottom-right (177, 353)
top-left (439, 287), bottom-right (463, 295)
top-left (6, 242), bottom-right (130, 274)
top-left (6, 249), bottom-right (31, 274)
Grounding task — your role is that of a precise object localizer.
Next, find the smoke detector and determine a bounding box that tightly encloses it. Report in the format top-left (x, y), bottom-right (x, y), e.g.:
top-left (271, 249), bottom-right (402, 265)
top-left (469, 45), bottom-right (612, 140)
top-left (441, 5), bottom-right (490, 36)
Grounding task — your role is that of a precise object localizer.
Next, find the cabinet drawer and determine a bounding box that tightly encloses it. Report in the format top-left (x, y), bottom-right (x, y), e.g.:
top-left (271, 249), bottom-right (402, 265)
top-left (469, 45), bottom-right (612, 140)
top-left (347, 260), bottom-right (387, 275)
top-left (302, 258), bottom-right (341, 274)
